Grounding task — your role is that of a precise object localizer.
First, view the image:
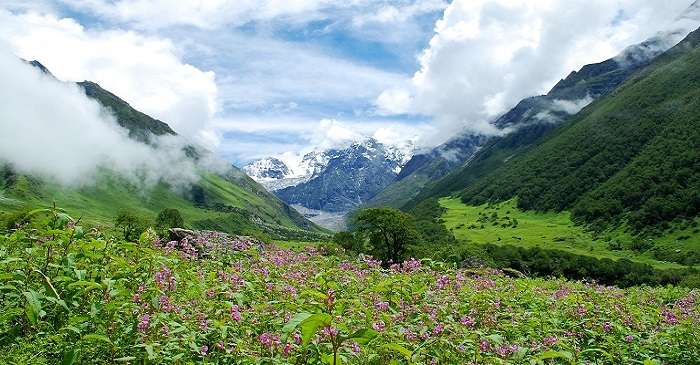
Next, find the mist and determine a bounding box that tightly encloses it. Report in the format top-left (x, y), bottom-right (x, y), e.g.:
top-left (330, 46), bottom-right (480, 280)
top-left (0, 49), bottom-right (201, 189)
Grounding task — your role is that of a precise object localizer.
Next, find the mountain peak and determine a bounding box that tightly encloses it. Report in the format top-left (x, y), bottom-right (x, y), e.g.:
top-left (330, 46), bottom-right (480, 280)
top-left (25, 59), bottom-right (55, 78)
top-left (242, 157), bottom-right (290, 180)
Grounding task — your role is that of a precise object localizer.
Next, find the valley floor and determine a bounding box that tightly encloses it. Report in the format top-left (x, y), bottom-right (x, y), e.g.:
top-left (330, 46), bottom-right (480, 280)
top-left (439, 197), bottom-right (699, 270)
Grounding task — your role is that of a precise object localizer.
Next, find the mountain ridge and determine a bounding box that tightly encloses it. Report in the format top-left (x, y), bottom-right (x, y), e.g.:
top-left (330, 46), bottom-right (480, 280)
top-left (1, 61), bottom-right (325, 239)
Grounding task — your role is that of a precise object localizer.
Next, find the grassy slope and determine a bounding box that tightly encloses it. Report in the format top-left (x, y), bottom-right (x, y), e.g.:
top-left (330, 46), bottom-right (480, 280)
top-left (439, 197), bottom-right (699, 269)
top-left (0, 172), bottom-right (326, 239)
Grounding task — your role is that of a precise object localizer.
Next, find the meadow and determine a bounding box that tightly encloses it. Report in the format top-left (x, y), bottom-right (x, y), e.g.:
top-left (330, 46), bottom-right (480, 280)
top-left (1, 209), bottom-right (698, 364)
top-left (439, 197), bottom-right (700, 270)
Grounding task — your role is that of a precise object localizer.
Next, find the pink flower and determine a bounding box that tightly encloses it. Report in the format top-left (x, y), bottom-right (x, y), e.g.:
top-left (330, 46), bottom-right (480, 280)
top-left (258, 332), bottom-right (281, 350)
top-left (402, 258), bottom-right (422, 272)
top-left (460, 315), bottom-right (475, 327)
top-left (137, 314), bottom-right (150, 333)
top-left (323, 326), bottom-right (339, 338)
top-left (576, 304), bottom-right (587, 317)
top-left (602, 321), bottom-right (612, 332)
top-left (663, 309), bottom-right (679, 325)
top-left (326, 289), bottom-right (336, 309)
top-left (374, 301), bottom-right (389, 311)
top-left (543, 336), bottom-right (557, 346)
top-left (230, 305), bottom-right (242, 321)
top-left (197, 313), bottom-right (210, 331)
top-left (351, 342), bottom-right (361, 354)
top-left (479, 340), bottom-right (491, 352)
top-left (372, 321), bottom-right (386, 332)
top-left (436, 275), bottom-right (450, 289)
top-left (625, 335), bottom-right (635, 343)
top-left (495, 344), bottom-right (519, 358)
top-left (154, 267), bottom-right (176, 291)
top-left (200, 345), bottom-right (208, 356)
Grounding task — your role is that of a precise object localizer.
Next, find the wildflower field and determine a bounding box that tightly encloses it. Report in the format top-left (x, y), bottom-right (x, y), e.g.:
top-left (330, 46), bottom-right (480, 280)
top-left (1, 212), bottom-right (699, 364)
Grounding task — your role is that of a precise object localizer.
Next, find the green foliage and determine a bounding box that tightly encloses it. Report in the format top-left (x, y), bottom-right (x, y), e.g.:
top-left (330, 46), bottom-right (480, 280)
top-left (483, 244), bottom-right (698, 288)
top-left (114, 210), bottom-right (149, 242)
top-left (155, 208), bottom-right (184, 232)
top-left (332, 231), bottom-right (364, 253)
top-left (353, 208), bottom-right (420, 264)
top-left (2, 215), bottom-right (700, 364)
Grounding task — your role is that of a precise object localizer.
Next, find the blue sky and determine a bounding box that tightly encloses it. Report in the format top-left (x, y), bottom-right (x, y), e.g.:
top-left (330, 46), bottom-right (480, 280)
top-left (1, 0), bottom-right (697, 168)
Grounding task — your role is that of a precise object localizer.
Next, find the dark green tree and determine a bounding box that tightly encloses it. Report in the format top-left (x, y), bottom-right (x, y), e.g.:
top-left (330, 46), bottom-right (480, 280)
top-left (354, 208), bottom-right (420, 264)
top-left (333, 231), bottom-right (364, 253)
top-left (155, 208), bottom-right (184, 231)
top-left (115, 210), bottom-right (147, 242)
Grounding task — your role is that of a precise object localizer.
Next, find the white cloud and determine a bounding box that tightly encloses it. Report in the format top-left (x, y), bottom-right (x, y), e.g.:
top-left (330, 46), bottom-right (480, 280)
top-left (0, 50), bottom-right (198, 187)
top-left (0, 9), bottom-right (219, 146)
top-left (551, 96), bottom-right (594, 115)
top-left (376, 0), bottom-right (699, 142)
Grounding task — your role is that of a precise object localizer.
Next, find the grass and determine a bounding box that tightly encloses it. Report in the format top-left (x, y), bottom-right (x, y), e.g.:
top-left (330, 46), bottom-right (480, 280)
top-left (0, 172), bottom-right (325, 240)
top-left (439, 197), bottom-right (691, 269)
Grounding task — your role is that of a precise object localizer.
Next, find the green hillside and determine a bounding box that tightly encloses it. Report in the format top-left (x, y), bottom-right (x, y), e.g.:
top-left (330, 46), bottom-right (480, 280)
top-left (0, 166), bottom-right (325, 240)
top-left (405, 28), bottom-right (700, 235)
top-left (458, 27), bottom-right (700, 233)
top-left (0, 62), bottom-right (325, 240)
top-left (393, 31), bottom-right (665, 212)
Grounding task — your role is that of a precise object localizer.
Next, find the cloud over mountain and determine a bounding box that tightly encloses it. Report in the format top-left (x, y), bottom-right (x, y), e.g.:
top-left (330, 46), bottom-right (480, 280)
top-left (0, 51), bottom-right (198, 187)
top-left (376, 0), bottom-right (697, 143)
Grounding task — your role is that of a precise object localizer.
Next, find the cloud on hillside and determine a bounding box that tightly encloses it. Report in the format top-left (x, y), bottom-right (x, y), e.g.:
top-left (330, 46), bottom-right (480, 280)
top-left (375, 0), bottom-right (697, 144)
top-left (0, 50), bottom-right (199, 188)
top-left (0, 10), bottom-right (219, 147)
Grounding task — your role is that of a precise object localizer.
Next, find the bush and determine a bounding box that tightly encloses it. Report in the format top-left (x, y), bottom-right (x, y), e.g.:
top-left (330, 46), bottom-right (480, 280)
top-left (155, 208), bottom-right (184, 233)
top-left (115, 210), bottom-right (150, 242)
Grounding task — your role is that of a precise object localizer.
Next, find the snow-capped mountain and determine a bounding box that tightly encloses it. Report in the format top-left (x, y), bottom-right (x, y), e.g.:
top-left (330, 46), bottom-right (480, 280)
top-left (242, 157), bottom-right (289, 180)
top-left (243, 137), bottom-right (415, 214)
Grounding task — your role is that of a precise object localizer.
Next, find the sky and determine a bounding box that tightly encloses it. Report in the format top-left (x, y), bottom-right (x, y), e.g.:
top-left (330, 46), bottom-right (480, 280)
top-left (0, 0), bottom-right (697, 167)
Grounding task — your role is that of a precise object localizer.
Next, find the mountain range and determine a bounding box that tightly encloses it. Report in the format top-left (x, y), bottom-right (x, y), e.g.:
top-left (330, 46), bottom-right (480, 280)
top-left (244, 138), bottom-right (413, 215)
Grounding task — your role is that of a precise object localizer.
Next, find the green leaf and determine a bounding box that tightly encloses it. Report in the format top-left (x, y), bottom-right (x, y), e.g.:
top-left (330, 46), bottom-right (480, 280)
top-left (23, 290), bottom-right (42, 324)
top-left (44, 296), bottom-right (70, 311)
top-left (299, 313), bottom-right (332, 346)
top-left (344, 328), bottom-right (379, 345)
top-left (538, 350), bottom-right (566, 360)
top-left (381, 343), bottom-right (413, 360)
top-left (145, 344), bottom-right (156, 360)
top-left (81, 334), bottom-right (113, 346)
top-left (67, 280), bottom-right (102, 291)
top-left (60, 349), bottom-right (79, 365)
top-left (0, 258), bottom-right (22, 265)
top-left (114, 357), bottom-right (137, 362)
top-left (282, 312), bottom-right (313, 334)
